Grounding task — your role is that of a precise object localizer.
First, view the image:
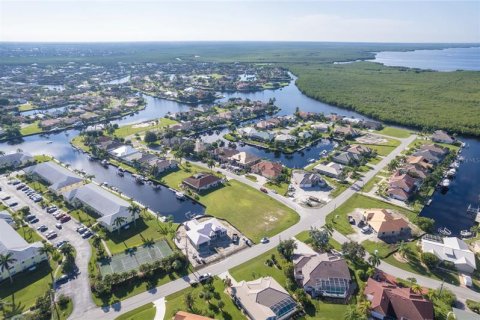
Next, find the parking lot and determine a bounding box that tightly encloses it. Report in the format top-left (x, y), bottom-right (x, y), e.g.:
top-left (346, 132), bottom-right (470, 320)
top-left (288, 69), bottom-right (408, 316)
top-left (0, 174), bottom-right (95, 310)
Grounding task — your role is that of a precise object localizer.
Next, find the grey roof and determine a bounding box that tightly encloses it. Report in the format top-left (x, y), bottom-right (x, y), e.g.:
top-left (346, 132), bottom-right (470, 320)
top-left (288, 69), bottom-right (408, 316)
top-left (0, 152), bottom-right (34, 168)
top-left (25, 161), bottom-right (83, 191)
top-left (294, 252), bottom-right (351, 287)
top-left (63, 183), bottom-right (130, 227)
top-left (0, 220), bottom-right (43, 262)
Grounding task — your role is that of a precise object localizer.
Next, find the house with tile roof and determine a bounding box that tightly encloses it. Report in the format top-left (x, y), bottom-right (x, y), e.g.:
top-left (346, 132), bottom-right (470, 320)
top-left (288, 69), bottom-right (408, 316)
top-left (251, 160), bottom-right (284, 180)
top-left (183, 173), bottom-right (223, 192)
top-left (184, 218), bottom-right (227, 251)
top-left (173, 311), bottom-right (214, 320)
top-left (364, 276), bottom-right (434, 320)
top-left (362, 209), bottom-right (411, 241)
top-left (231, 277), bottom-right (297, 320)
top-left (229, 151), bottom-right (261, 169)
top-left (293, 252), bottom-right (352, 300)
top-left (313, 162), bottom-right (344, 179)
top-left (431, 130), bottom-right (455, 144)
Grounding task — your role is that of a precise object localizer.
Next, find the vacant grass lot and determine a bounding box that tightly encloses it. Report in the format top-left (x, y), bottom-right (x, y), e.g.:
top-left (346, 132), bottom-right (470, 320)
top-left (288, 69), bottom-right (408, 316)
top-left (113, 118), bottom-right (177, 138)
top-left (264, 181), bottom-right (289, 196)
top-left (161, 164), bottom-right (299, 243)
top-left (20, 121), bottom-right (42, 136)
top-left (18, 102), bottom-right (37, 111)
top-left (0, 261), bottom-right (54, 314)
top-left (375, 126), bottom-right (412, 139)
top-left (326, 194), bottom-right (418, 235)
top-left (115, 303), bottom-right (156, 320)
top-left (164, 278), bottom-right (245, 320)
top-left (362, 240), bottom-right (460, 285)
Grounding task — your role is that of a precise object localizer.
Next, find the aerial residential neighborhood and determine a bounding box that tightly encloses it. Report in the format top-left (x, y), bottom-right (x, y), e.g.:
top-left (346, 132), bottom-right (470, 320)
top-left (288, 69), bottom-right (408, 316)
top-left (0, 2), bottom-right (479, 320)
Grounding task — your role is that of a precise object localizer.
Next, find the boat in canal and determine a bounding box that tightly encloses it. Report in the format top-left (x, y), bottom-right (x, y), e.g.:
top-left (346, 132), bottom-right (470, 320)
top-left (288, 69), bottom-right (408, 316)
top-left (438, 227), bottom-right (452, 236)
top-left (133, 174), bottom-right (145, 184)
top-left (460, 230), bottom-right (473, 238)
top-left (101, 159), bottom-right (109, 167)
top-left (117, 168), bottom-right (124, 176)
top-left (441, 179), bottom-right (450, 188)
top-left (446, 168), bottom-right (456, 177)
top-left (176, 192), bottom-right (185, 200)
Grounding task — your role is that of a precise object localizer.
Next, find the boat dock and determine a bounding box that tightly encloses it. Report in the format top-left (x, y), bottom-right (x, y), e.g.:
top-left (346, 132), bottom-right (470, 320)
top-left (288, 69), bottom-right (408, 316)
top-left (466, 204), bottom-right (480, 223)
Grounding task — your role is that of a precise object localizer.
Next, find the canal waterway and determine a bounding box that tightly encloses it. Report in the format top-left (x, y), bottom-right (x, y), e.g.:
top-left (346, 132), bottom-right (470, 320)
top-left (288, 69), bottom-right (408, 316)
top-left (1, 66), bottom-right (479, 230)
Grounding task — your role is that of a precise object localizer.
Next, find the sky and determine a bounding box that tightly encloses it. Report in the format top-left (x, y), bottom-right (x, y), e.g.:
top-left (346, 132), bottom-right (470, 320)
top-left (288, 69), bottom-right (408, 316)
top-left (0, 1), bottom-right (479, 43)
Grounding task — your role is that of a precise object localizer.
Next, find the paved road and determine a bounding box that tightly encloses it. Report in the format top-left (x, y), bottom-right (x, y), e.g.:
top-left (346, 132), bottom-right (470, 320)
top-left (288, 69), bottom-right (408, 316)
top-left (0, 176), bottom-right (96, 319)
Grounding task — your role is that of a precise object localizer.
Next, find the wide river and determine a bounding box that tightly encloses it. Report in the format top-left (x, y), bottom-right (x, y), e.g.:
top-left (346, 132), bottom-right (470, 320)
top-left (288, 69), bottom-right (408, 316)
top-left (2, 58), bottom-right (479, 231)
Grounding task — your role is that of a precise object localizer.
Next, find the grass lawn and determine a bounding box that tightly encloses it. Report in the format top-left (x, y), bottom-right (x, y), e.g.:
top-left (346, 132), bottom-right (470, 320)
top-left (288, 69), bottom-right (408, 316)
top-left (323, 176), bottom-right (349, 198)
top-left (164, 278), bottom-right (245, 320)
top-left (18, 102), bottom-right (37, 111)
top-left (362, 240), bottom-right (460, 285)
top-left (33, 154), bottom-right (54, 163)
top-left (0, 261), bottom-right (54, 315)
top-left (69, 208), bottom-right (97, 227)
top-left (374, 126), bottom-right (412, 139)
top-left (53, 299), bottom-right (73, 320)
top-left (363, 175), bottom-right (384, 193)
top-left (296, 231), bottom-right (342, 251)
top-left (17, 225), bottom-right (44, 243)
top-left (20, 121), bottom-right (43, 136)
top-left (71, 136), bottom-right (91, 152)
top-left (244, 174), bottom-right (257, 182)
top-left (326, 194), bottom-right (418, 236)
top-left (264, 181), bottom-right (289, 196)
top-left (115, 303), bottom-right (156, 320)
top-left (102, 214), bottom-right (175, 255)
top-left (113, 118), bottom-right (177, 138)
top-left (161, 164), bottom-right (299, 243)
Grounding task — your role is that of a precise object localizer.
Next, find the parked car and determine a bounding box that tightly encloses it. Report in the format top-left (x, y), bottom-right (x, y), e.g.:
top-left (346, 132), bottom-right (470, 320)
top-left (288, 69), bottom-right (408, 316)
top-left (30, 218), bottom-right (39, 224)
top-left (37, 225), bottom-right (48, 232)
top-left (55, 223), bottom-right (62, 229)
top-left (198, 273), bottom-right (212, 283)
top-left (16, 183), bottom-right (25, 190)
top-left (260, 237), bottom-right (269, 244)
top-left (348, 215), bottom-right (355, 225)
top-left (25, 214), bottom-right (36, 222)
top-left (60, 216), bottom-right (71, 223)
top-left (46, 206), bottom-right (57, 213)
top-left (361, 226), bottom-right (371, 234)
top-left (55, 240), bottom-right (69, 248)
top-left (54, 213), bottom-right (66, 220)
top-left (55, 274), bottom-right (69, 285)
top-left (46, 232), bottom-right (58, 240)
top-left (260, 187), bottom-right (268, 193)
top-left (82, 231), bottom-right (93, 239)
top-left (76, 226), bottom-right (87, 234)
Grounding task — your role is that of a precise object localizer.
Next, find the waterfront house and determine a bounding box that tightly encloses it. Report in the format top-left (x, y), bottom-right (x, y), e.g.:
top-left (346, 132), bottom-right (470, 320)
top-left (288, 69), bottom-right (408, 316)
top-left (388, 171), bottom-right (417, 196)
top-left (401, 164), bottom-right (428, 180)
top-left (293, 252), bottom-right (352, 300)
top-left (364, 276), bottom-right (434, 320)
top-left (314, 162), bottom-right (344, 179)
top-left (347, 144), bottom-right (372, 156)
top-left (421, 235), bottom-right (476, 274)
top-left (419, 143), bottom-right (449, 157)
top-left (109, 145), bottom-right (139, 159)
top-left (292, 171), bottom-right (325, 188)
top-left (63, 183), bottom-right (134, 232)
top-left (152, 159), bottom-right (178, 174)
top-left (362, 209), bottom-right (410, 241)
top-left (311, 123), bottom-right (329, 132)
top-left (251, 131), bottom-right (274, 142)
top-left (274, 134), bottom-right (297, 146)
top-left (184, 218), bottom-right (227, 251)
top-left (406, 155), bottom-right (433, 171)
top-left (412, 149), bottom-right (443, 164)
top-left (0, 152), bottom-right (34, 170)
top-left (362, 120), bottom-right (383, 130)
top-left (231, 277), bottom-right (297, 320)
top-left (183, 173), bottom-right (223, 192)
top-left (251, 160), bottom-right (284, 180)
top-left (387, 188), bottom-right (410, 202)
top-left (332, 151), bottom-right (361, 165)
top-left (212, 147), bottom-right (240, 163)
top-left (431, 130), bottom-right (455, 144)
top-left (173, 311), bottom-right (214, 320)
top-left (333, 125), bottom-right (361, 138)
top-left (0, 219), bottom-right (48, 282)
top-left (229, 151), bottom-right (261, 169)
top-left (25, 161), bottom-right (84, 195)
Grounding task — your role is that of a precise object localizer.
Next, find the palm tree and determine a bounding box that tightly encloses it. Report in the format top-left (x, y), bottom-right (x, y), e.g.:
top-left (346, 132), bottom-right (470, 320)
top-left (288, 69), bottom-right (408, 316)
top-left (323, 223), bottom-right (333, 237)
top-left (38, 242), bottom-right (55, 280)
top-left (344, 305), bottom-right (361, 320)
top-left (59, 244), bottom-right (74, 257)
top-left (128, 203), bottom-right (141, 228)
top-left (357, 300), bottom-right (371, 317)
top-left (184, 292), bottom-right (194, 311)
top-left (207, 159), bottom-right (215, 171)
top-left (0, 299), bottom-right (12, 318)
top-left (368, 252), bottom-right (381, 268)
top-left (411, 283), bottom-right (423, 294)
top-left (113, 216), bottom-right (127, 234)
top-left (397, 241), bottom-right (409, 258)
top-left (0, 253), bottom-right (17, 283)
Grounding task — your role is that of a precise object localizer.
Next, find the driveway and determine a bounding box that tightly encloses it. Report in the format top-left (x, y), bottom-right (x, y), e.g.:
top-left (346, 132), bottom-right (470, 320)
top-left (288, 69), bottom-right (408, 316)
top-left (0, 176), bottom-right (96, 318)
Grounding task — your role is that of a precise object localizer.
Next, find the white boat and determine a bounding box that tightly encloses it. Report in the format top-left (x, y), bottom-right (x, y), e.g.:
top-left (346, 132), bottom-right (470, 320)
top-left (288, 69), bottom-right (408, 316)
top-left (458, 156), bottom-right (465, 162)
top-left (101, 182), bottom-right (109, 187)
top-left (153, 184), bottom-right (161, 190)
top-left (446, 168), bottom-right (456, 177)
top-left (426, 199), bottom-right (432, 206)
top-left (117, 168), bottom-right (124, 176)
top-left (175, 192), bottom-right (185, 200)
top-left (438, 227), bottom-right (452, 236)
top-left (441, 179), bottom-right (450, 188)
top-left (46, 141), bottom-right (53, 144)
top-left (308, 158), bottom-right (316, 163)
top-left (101, 159), bottom-right (109, 167)
top-left (111, 187), bottom-right (119, 192)
top-left (460, 230), bottom-right (472, 238)
top-left (133, 174), bottom-right (145, 184)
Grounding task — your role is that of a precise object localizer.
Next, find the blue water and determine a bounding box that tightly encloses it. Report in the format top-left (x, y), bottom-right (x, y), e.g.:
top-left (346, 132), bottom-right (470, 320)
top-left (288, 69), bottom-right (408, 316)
top-left (371, 47), bottom-right (480, 71)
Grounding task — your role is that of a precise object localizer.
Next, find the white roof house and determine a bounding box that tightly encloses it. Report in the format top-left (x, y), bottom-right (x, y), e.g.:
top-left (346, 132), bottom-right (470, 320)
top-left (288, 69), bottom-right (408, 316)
top-left (314, 162), bottom-right (344, 178)
top-left (0, 152), bottom-right (34, 169)
top-left (0, 220), bottom-right (47, 281)
top-left (0, 210), bottom-right (14, 226)
top-left (109, 145), bottom-right (139, 158)
top-left (24, 161), bottom-right (83, 194)
top-left (184, 218), bottom-right (227, 250)
top-left (63, 183), bottom-right (133, 232)
top-left (421, 236), bottom-right (477, 274)
top-left (275, 134), bottom-right (297, 144)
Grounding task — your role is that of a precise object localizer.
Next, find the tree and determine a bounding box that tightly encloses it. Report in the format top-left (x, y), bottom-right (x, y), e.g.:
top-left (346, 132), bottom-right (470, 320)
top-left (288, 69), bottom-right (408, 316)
top-left (309, 227), bottom-right (331, 252)
top-left (184, 292), bottom-right (194, 311)
top-left (357, 300), bottom-right (371, 317)
top-left (344, 305), bottom-right (362, 320)
top-left (0, 252), bottom-right (17, 283)
top-left (277, 239), bottom-right (297, 261)
top-left (397, 240), bottom-right (409, 258)
top-left (341, 241), bottom-right (365, 263)
top-left (0, 299), bottom-right (12, 318)
top-left (207, 159), bottom-right (215, 171)
top-left (421, 252), bottom-right (439, 269)
top-left (128, 203), bottom-right (141, 228)
top-left (202, 291), bottom-right (212, 305)
top-left (368, 252), bottom-right (381, 268)
top-left (217, 300), bottom-right (225, 313)
top-left (415, 217), bottom-right (435, 233)
top-left (411, 283), bottom-right (422, 294)
top-left (60, 243), bottom-right (74, 257)
top-left (144, 131), bottom-right (157, 144)
top-left (113, 216), bottom-right (127, 234)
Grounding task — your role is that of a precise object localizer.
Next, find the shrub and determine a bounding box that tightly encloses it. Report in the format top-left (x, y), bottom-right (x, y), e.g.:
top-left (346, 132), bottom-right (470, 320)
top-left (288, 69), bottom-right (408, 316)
top-left (467, 299), bottom-right (480, 314)
top-left (421, 252), bottom-right (439, 269)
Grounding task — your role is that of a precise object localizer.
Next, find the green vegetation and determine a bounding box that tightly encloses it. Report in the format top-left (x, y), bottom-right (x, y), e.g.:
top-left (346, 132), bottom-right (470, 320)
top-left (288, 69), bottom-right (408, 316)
top-left (113, 118), bottom-right (177, 138)
top-left (115, 303), bottom-right (156, 320)
top-left (291, 62), bottom-right (480, 136)
top-left (18, 102), bottom-right (37, 111)
top-left (362, 175), bottom-right (384, 193)
top-left (326, 194), bottom-right (418, 235)
top-left (0, 261), bottom-right (54, 314)
top-left (323, 176), bottom-right (349, 198)
top-left (161, 164), bottom-right (299, 242)
top-left (296, 230), bottom-right (342, 251)
top-left (164, 278), bottom-right (245, 320)
top-left (362, 240), bottom-right (459, 285)
top-left (53, 298), bottom-right (73, 320)
top-left (17, 225), bottom-right (44, 243)
top-left (20, 121), bottom-right (43, 136)
top-left (244, 174), bottom-right (257, 182)
top-left (264, 181), bottom-right (289, 195)
top-left (375, 126), bottom-right (412, 138)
